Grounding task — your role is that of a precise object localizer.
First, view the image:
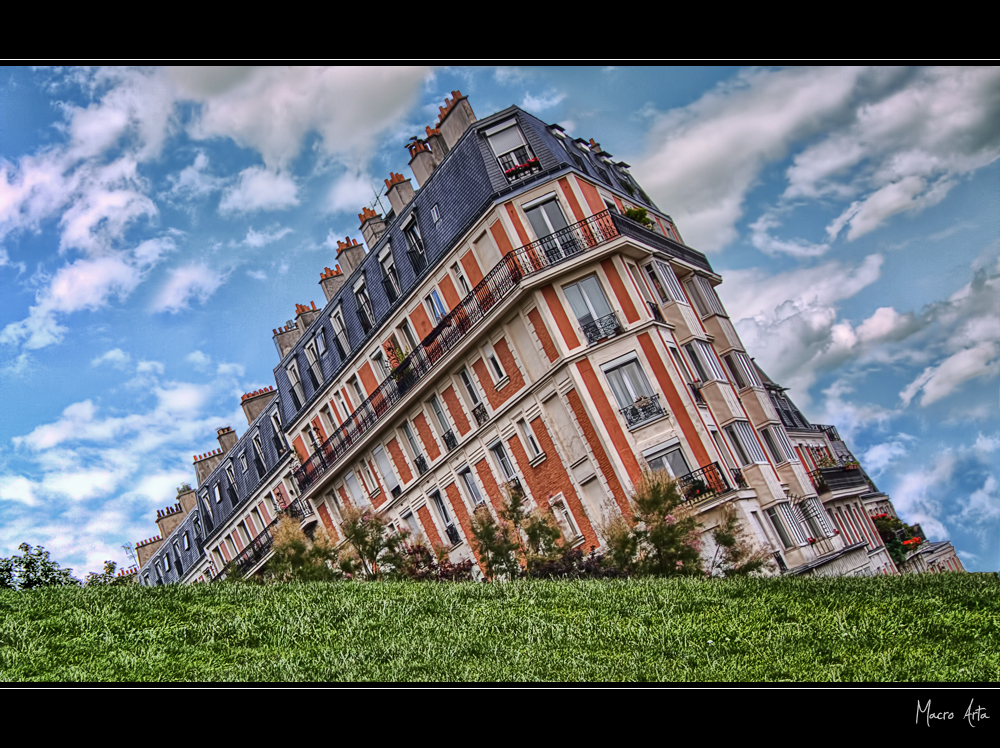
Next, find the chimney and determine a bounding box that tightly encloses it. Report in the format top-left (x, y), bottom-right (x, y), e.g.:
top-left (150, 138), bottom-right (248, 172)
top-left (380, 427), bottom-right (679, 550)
top-left (437, 90), bottom-right (476, 150)
top-left (426, 125), bottom-right (449, 160)
top-left (155, 502), bottom-right (185, 540)
top-left (135, 535), bottom-right (164, 568)
top-left (177, 485), bottom-right (197, 515)
top-left (407, 138), bottom-right (435, 188)
top-left (335, 237), bottom-right (366, 276)
top-left (241, 385), bottom-right (276, 425)
top-left (319, 265), bottom-right (346, 302)
top-left (193, 448), bottom-right (224, 488)
top-left (384, 172), bottom-right (415, 215)
top-left (273, 320), bottom-right (302, 359)
top-left (296, 299), bottom-right (322, 330)
top-left (217, 426), bottom-right (237, 454)
top-left (359, 207), bottom-right (387, 249)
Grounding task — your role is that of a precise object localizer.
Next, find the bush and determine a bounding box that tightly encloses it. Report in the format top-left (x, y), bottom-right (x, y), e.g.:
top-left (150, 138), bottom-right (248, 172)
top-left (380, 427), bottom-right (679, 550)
top-left (707, 504), bottom-right (773, 577)
top-left (0, 544), bottom-right (80, 590)
top-left (267, 515), bottom-right (340, 583)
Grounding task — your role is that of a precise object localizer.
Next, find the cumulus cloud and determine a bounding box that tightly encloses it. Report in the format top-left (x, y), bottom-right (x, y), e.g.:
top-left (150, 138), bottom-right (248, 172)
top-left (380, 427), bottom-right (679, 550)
top-left (151, 263), bottom-right (226, 313)
top-left (242, 225), bottom-right (293, 247)
top-left (862, 437), bottom-right (913, 477)
top-left (178, 66), bottom-right (429, 170)
top-left (749, 211), bottom-right (830, 258)
top-left (185, 350), bottom-right (212, 370)
top-left (165, 151), bottom-right (223, 202)
top-left (634, 66), bottom-right (1000, 254)
top-left (326, 170), bottom-right (375, 215)
top-left (522, 90), bottom-right (566, 112)
top-left (218, 166), bottom-right (299, 214)
top-left (91, 348), bottom-right (131, 369)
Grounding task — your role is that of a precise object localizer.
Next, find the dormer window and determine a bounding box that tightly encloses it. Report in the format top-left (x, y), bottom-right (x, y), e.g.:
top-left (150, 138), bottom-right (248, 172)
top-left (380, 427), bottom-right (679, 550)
top-left (355, 278), bottom-right (375, 334)
top-left (403, 217), bottom-right (426, 273)
top-left (331, 309), bottom-right (349, 359)
top-left (485, 120), bottom-right (540, 184)
top-left (286, 361), bottom-right (305, 410)
top-left (380, 246), bottom-right (400, 303)
top-left (305, 337), bottom-right (324, 389)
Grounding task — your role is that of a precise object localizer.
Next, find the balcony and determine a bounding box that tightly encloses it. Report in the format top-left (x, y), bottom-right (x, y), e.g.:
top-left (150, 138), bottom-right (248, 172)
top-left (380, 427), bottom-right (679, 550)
top-left (619, 393), bottom-right (665, 429)
top-left (676, 462), bottom-right (731, 504)
top-left (688, 382), bottom-right (706, 406)
top-left (444, 524), bottom-right (461, 546)
top-left (441, 429), bottom-right (458, 452)
top-left (808, 465), bottom-right (870, 494)
top-left (292, 211), bottom-right (619, 494)
top-left (647, 301), bottom-right (664, 323)
top-left (499, 147), bottom-right (542, 185)
top-left (414, 455), bottom-right (429, 476)
top-left (581, 311), bottom-right (623, 346)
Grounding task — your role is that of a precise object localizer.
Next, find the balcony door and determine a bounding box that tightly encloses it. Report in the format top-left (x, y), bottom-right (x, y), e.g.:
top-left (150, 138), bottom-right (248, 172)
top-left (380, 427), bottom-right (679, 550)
top-left (604, 358), bottom-right (653, 409)
top-left (525, 198), bottom-right (573, 261)
top-left (564, 276), bottom-right (615, 344)
top-left (646, 444), bottom-right (690, 478)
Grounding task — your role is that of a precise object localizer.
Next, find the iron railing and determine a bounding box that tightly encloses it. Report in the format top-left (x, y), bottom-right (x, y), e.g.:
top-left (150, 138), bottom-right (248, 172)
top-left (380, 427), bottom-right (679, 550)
top-left (689, 382), bottom-right (706, 405)
top-left (472, 402), bottom-right (489, 427)
top-left (444, 524), bottom-right (461, 546)
top-left (647, 301), bottom-right (664, 322)
top-left (619, 393), bottom-right (665, 429)
top-left (581, 311), bottom-right (623, 345)
top-left (609, 212), bottom-right (712, 273)
top-left (808, 466), bottom-right (869, 493)
top-left (213, 498), bottom-right (313, 581)
top-left (442, 429), bottom-right (458, 451)
top-left (292, 211), bottom-right (620, 494)
top-left (676, 462), bottom-right (730, 503)
top-left (414, 455), bottom-right (429, 476)
top-left (730, 468), bottom-right (748, 489)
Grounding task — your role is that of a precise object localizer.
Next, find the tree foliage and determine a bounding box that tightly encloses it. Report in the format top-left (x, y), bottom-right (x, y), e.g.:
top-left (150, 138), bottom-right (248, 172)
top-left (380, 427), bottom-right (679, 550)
top-left (0, 543), bottom-right (81, 590)
top-left (84, 560), bottom-right (134, 586)
top-left (267, 515), bottom-right (340, 583)
top-left (707, 504), bottom-right (773, 577)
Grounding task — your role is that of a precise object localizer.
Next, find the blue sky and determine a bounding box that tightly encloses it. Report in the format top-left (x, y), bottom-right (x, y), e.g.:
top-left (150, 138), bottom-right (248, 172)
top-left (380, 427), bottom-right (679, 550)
top-left (1, 66), bottom-right (997, 575)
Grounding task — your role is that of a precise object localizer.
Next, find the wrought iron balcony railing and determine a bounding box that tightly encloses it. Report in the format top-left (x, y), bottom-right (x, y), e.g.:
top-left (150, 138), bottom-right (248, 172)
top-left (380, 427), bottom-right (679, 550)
top-left (292, 211), bottom-right (619, 494)
top-left (581, 311), bottom-right (623, 346)
top-left (444, 524), bottom-right (461, 546)
top-left (647, 301), bottom-right (664, 323)
top-left (689, 382), bottom-right (706, 405)
top-left (213, 498), bottom-right (314, 581)
top-left (619, 393), bottom-right (665, 429)
top-left (472, 402), bottom-right (489, 427)
top-left (441, 429), bottom-right (458, 452)
top-left (730, 468), bottom-right (748, 490)
top-left (676, 462), bottom-right (730, 503)
top-left (414, 455), bottom-right (429, 476)
top-left (808, 466), bottom-right (870, 494)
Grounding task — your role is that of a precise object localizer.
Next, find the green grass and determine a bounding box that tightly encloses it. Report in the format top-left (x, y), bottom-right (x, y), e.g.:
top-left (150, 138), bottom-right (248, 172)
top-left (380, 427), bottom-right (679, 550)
top-left (1, 574), bottom-right (997, 682)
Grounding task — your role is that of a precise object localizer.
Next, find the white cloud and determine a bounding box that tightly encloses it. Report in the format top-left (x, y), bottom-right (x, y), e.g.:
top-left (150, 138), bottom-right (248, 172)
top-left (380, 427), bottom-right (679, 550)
top-left (91, 348), bottom-right (131, 369)
top-left (891, 452), bottom-right (955, 541)
top-left (178, 66), bottom-right (429, 169)
top-left (165, 151), bottom-right (223, 202)
top-left (900, 340), bottom-right (1000, 407)
top-left (862, 438), bottom-right (912, 477)
top-left (749, 212), bottom-right (830, 258)
top-left (242, 225), bottom-right (293, 247)
top-left (151, 263), bottom-right (226, 313)
top-left (522, 90), bottom-right (566, 112)
top-left (185, 350), bottom-right (212, 370)
top-left (326, 171), bottom-right (374, 215)
top-left (218, 166), bottom-right (299, 214)
top-left (246, 269), bottom-right (267, 281)
top-left (0, 475), bottom-right (38, 506)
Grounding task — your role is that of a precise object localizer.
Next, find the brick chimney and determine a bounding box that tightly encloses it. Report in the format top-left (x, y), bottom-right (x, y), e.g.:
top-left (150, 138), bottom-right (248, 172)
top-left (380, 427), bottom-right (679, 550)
top-left (438, 90), bottom-right (476, 150)
top-left (408, 127), bottom-right (447, 188)
top-left (295, 300), bottom-right (322, 330)
top-left (177, 485), bottom-right (197, 515)
top-left (319, 265), bottom-right (346, 303)
top-left (241, 385), bottom-right (276, 425)
top-left (273, 320), bottom-right (301, 359)
top-left (426, 125), bottom-right (449, 160)
top-left (384, 172), bottom-right (415, 215)
top-left (336, 237), bottom-right (366, 276)
top-left (359, 207), bottom-right (387, 249)
top-left (193, 448), bottom-right (225, 488)
top-left (135, 535), bottom-right (164, 568)
top-left (155, 502), bottom-right (186, 540)
top-left (216, 426), bottom-right (237, 454)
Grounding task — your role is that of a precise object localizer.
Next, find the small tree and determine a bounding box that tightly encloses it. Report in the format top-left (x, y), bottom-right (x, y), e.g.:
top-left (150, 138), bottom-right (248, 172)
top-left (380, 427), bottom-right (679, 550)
top-left (599, 471), bottom-right (704, 577)
top-left (338, 504), bottom-right (408, 580)
top-left (623, 206), bottom-right (654, 228)
top-left (268, 515), bottom-right (340, 582)
top-left (84, 560), bottom-right (134, 586)
top-left (0, 544), bottom-right (81, 590)
top-left (707, 504), bottom-right (773, 577)
top-left (470, 503), bottom-right (522, 580)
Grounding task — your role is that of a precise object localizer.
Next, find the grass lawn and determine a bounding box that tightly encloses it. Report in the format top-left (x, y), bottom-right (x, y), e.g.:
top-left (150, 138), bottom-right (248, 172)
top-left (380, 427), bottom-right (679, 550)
top-left (1, 573), bottom-right (997, 682)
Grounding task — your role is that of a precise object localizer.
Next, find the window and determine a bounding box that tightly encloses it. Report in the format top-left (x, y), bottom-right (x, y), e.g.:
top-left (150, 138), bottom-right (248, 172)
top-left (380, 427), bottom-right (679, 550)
top-left (240, 453), bottom-right (249, 472)
top-left (331, 310), bottom-right (349, 359)
top-left (458, 466), bottom-right (484, 507)
top-left (710, 429), bottom-right (736, 471)
top-left (371, 350), bottom-right (390, 382)
top-left (489, 441), bottom-right (516, 480)
top-left (271, 412), bottom-right (287, 456)
top-left (321, 404), bottom-right (337, 434)
top-left (518, 419), bottom-right (542, 459)
top-left (766, 507), bottom-right (795, 550)
top-left (723, 351), bottom-right (763, 391)
top-left (372, 445), bottom-right (401, 497)
top-left (645, 443), bottom-right (690, 478)
top-left (334, 391), bottom-right (349, 421)
top-left (344, 471), bottom-right (369, 508)
top-left (401, 422), bottom-right (426, 474)
top-left (425, 289), bottom-right (448, 325)
top-left (380, 247), bottom-right (400, 303)
top-left (355, 279), bottom-right (375, 334)
top-left (459, 367), bottom-right (481, 406)
top-left (429, 396), bottom-right (450, 434)
top-left (286, 361), bottom-right (305, 410)
top-left (398, 320), bottom-right (418, 352)
top-left (213, 484), bottom-right (222, 503)
top-left (451, 262), bottom-right (470, 295)
top-left (363, 463), bottom-right (379, 497)
top-left (551, 498), bottom-right (581, 541)
top-left (401, 511), bottom-right (420, 541)
top-left (305, 334), bottom-right (325, 389)
top-left (163, 554), bottom-right (170, 572)
top-left (685, 341), bottom-right (727, 383)
top-left (404, 218), bottom-right (425, 272)
top-left (304, 424), bottom-right (320, 452)
top-left (431, 204), bottom-right (440, 223)
top-left (643, 261), bottom-right (687, 305)
top-left (485, 120), bottom-right (539, 183)
top-left (760, 426), bottom-right (789, 465)
top-left (483, 342), bottom-right (506, 383)
top-left (685, 275), bottom-right (726, 318)
top-left (431, 489), bottom-right (460, 545)
top-left (225, 464), bottom-right (236, 487)
top-left (605, 199), bottom-right (620, 215)
top-left (564, 275), bottom-right (618, 344)
top-left (524, 197), bottom-right (574, 259)
top-left (724, 421), bottom-right (768, 466)
top-left (183, 532), bottom-right (190, 551)
top-left (349, 376), bottom-right (365, 407)
top-left (602, 356), bottom-right (663, 428)
top-left (252, 435), bottom-right (266, 476)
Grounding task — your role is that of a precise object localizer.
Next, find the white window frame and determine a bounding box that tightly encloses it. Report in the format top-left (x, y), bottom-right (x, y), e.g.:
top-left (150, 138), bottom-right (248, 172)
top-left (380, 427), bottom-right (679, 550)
top-left (489, 440), bottom-right (516, 481)
top-left (518, 418), bottom-right (542, 459)
top-left (331, 309), bottom-right (349, 358)
top-left (429, 395), bottom-right (450, 435)
top-left (425, 289), bottom-right (448, 325)
top-left (550, 496), bottom-right (581, 542)
top-left (372, 444), bottom-right (401, 495)
top-left (380, 246), bottom-right (401, 301)
top-left (459, 367), bottom-right (481, 406)
top-left (183, 532), bottom-right (190, 551)
top-left (724, 421), bottom-right (768, 466)
top-left (458, 466), bottom-right (485, 508)
top-left (451, 262), bottom-right (470, 295)
top-left (355, 278), bottom-right (375, 331)
top-left (600, 354), bottom-right (655, 409)
top-left (482, 341), bottom-right (507, 384)
top-left (643, 261), bottom-right (687, 305)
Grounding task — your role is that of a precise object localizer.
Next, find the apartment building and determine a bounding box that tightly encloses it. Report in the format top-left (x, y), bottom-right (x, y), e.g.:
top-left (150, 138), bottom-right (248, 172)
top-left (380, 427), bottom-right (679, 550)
top-left (134, 92), bottom-right (963, 586)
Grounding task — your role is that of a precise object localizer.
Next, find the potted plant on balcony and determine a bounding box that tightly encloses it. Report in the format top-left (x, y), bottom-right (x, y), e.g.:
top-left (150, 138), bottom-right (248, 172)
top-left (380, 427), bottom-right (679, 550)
top-left (623, 206), bottom-right (654, 228)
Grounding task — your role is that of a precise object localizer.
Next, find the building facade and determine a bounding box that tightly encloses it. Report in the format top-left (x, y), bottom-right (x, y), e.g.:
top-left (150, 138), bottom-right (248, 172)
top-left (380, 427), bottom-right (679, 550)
top-left (134, 92), bottom-right (964, 587)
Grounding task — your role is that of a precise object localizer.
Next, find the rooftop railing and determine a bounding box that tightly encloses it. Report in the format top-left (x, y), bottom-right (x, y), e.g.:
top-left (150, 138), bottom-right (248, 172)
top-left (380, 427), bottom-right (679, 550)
top-left (293, 210), bottom-right (619, 493)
